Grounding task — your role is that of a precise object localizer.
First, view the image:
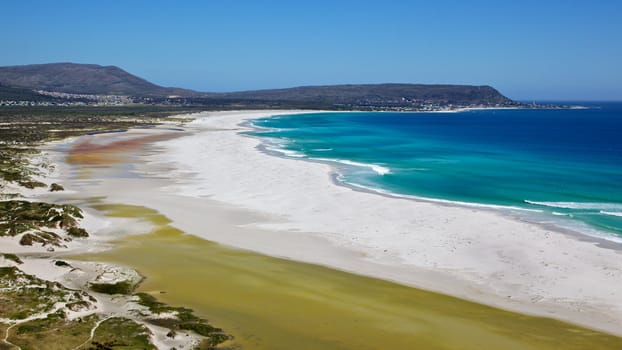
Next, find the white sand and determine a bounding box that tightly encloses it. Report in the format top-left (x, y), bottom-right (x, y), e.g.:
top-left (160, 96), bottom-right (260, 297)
top-left (118, 110), bottom-right (622, 336)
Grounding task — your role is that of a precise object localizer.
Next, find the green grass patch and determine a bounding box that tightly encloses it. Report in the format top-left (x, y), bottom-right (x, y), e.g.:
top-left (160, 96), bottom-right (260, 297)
top-left (0, 200), bottom-right (89, 246)
top-left (49, 183), bottom-right (65, 192)
top-left (0, 266), bottom-right (90, 320)
top-left (90, 281), bottom-right (135, 295)
top-left (0, 200), bottom-right (83, 236)
top-left (8, 313), bottom-right (98, 350)
top-left (17, 180), bottom-right (46, 189)
top-left (90, 317), bottom-right (155, 350)
top-left (1, 253), bottom-right (22, 264)
top-left (67, 227), bottom-right (89, 238)
top-left (136, 292), bottom-right (232, 347)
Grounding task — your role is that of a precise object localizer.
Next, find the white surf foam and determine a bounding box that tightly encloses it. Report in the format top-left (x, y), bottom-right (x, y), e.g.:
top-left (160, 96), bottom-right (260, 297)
top-left (265, 147), bottom-right (306, 158)
top-left (313, 158), bottom-right (391, 175)
top-left (600, 211), bottom-right (622, 218)
top-left (525, 201), bottom-right (622, 211)
top-left (343, 181), bottom-right (543, 213)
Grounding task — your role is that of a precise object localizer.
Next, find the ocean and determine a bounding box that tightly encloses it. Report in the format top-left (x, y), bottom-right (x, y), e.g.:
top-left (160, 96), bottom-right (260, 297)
top-left (249, 103), bottom-right (622, 241)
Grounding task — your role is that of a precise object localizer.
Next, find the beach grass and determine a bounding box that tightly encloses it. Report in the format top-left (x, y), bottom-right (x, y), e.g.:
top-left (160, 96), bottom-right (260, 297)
top-left (89, 317), bottom-right (155, 350)
top-left (75, 204), bottom-right (622, 350)
top-left (7, 313), bottom-right (99, 350)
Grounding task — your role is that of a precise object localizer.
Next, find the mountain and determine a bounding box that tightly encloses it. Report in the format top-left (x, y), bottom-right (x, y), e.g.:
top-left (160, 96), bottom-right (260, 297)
top-left (0, 63), bottom-right (517, 109)
top-left (214, 84), bottom-right (513, 106)
top-left (0, 63), bottom-right (194, 97)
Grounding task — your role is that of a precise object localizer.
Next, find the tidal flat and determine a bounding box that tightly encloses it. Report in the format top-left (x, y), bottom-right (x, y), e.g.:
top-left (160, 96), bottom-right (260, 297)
top-left (75, 204), bottom-right (622, 350)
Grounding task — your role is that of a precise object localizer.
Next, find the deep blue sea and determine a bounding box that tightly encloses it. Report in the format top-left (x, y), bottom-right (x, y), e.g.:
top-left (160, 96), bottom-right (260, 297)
top-left (250, 103), bottom-right (622, 241)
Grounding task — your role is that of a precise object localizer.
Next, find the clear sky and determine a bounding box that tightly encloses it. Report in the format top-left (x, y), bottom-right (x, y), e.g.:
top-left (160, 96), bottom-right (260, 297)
top-left (1, 0), bottom-right (620, 101)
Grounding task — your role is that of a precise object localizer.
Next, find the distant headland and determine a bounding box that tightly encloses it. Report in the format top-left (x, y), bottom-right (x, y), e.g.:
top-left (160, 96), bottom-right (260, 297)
top-left (0, 62), bottom-right (563, 111)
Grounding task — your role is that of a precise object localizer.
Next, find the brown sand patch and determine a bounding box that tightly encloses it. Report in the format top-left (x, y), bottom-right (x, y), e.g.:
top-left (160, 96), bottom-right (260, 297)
top-left (66, 132), bottom-right (183, 165)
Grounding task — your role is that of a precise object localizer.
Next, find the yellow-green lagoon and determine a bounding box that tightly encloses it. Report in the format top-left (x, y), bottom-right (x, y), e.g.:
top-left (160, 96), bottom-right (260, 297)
top-left (72, 204), bottom-right (621, 350)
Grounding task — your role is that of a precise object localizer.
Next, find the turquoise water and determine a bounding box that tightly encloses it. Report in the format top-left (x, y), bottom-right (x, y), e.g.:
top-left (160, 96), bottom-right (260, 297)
top-left (250, 103), bottom-right (622, 241)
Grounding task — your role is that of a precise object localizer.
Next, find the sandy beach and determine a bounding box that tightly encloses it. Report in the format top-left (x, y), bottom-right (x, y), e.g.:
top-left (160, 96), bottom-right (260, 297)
top-left (14, 110), bottom-right (620, 346)
top-left (110, 110), bottom-right (622, 336)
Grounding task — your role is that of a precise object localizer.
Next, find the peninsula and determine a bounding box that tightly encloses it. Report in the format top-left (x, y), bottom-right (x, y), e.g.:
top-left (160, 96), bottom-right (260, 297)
top-left (0, 63), bottom-right (528, 111)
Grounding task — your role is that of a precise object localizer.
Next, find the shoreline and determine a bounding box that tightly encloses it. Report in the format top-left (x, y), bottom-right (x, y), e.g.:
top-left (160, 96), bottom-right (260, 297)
top-left (252, 131), bottom-right (622, 248)
top-left (244, 109), bottom-right (622, 250)
top-left (131, 110), bottom-right (622, 336)
top-left (326, 172), bottom-right (622, 249)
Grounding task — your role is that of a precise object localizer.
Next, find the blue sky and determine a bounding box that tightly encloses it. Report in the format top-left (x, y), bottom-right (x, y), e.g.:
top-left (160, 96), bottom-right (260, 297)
top-left (1, 0), bottom-right (620, 100)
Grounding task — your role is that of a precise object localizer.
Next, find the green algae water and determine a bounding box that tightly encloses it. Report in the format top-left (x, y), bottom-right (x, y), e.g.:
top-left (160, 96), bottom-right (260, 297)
top-left (76, 204), bottom-right (622, 350)
top-left (250, 103), bottom-right (622, 241)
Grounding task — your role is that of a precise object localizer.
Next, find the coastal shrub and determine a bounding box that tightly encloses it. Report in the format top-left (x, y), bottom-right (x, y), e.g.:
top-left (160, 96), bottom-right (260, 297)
top-left (145, 318), bottom-right (179, 329)
top-left (204, 332), bottom-right (232, 347)
top-left (17, 180), bottom-right (46, 189)
top-left (0, 222), bottom-right (31, 236)
top-left (18, 234), bottom-right (32, 245)
top-left (11, 310), bottom-right (32, 320)
top-left (0, 168), bottom-right (22, 183)
top-left (0, 193), bottom-right (20, 200)
top-left (61, 204), bottom-right (84, 219)
top-left (47, 310), bottom-right (67, 320)
top-left (138, 293), bottom-right (198, 323)
top-left (179, 322), bottom-right (222, 337)
top-left (66, 300), bottom-right (90, 312)
top-left (57, 213), bottom-right (78, 229)
top-left (37, 230), bottom-right (61, 241)
top-left (91, 317), bottom-right (155, 350)
top-left (67, 227), bottom-right (89, 238)
top-left (90, 281), bottom-right (135, 295)
top-left (19, 233), bottom-right (44, 246)
top-left (136, 292), bottom-right (174, 314)
top-left (2, 253), bottom-right (23, 264)
top-left (0, 266), bottom-right (19, 279)
top-left (0, 201), bottom-right (83, 236)
top-left (135, 292), bottom-right (232, 345)
top-left (1, 265), bottom-right (93, 323)
top-left (49, 183), bottom-right (64, 191)
top-left (11, 223), bottom-right (30, 236)
top-left (89, 341), bottom-right (115, 350)
top-left (17, 231), bottom-right (62, 246)
top-left (17, 324), bottom-right (44, 334)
